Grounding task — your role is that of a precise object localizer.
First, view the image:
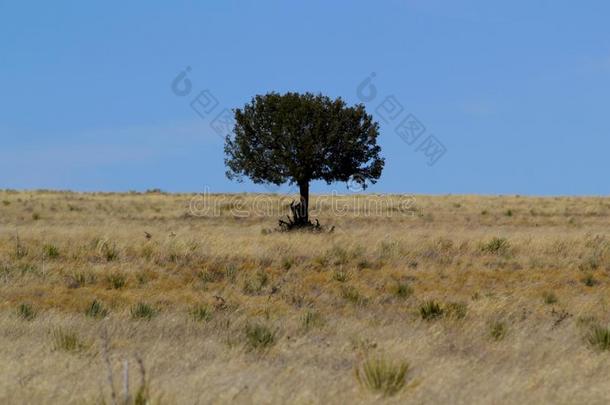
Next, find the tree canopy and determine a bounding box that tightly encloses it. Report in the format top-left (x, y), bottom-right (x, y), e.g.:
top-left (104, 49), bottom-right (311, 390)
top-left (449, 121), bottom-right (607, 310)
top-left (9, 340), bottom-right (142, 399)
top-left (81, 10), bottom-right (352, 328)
top-left (225, 92), bottom-right (384, 228)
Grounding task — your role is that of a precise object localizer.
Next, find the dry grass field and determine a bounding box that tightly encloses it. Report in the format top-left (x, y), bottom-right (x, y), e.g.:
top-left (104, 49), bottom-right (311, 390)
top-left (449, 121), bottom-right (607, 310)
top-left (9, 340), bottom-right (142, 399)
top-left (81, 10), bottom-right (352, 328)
top-left (3, 190), bottom-right (610, 404)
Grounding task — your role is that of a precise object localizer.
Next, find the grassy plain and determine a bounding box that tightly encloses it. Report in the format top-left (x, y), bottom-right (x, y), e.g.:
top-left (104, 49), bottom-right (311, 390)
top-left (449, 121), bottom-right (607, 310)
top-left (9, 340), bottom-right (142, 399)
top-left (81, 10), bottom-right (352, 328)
top-left (2, 190), bottom-right (610, 404)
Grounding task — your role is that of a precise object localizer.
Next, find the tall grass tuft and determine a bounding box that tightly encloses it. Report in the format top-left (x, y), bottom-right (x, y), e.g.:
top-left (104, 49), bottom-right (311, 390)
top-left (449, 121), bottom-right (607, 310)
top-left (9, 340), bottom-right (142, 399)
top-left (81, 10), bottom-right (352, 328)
top-left (420, 300), bottom-right (443, 320)
top-left (52, 328), bottom-right (88, 352)
top-left (244, 323), bottom-right (276, 351)
top-left (341, 286), bottom-right (368, 306)
top-left (190, 305), bottom-right (212, 322)
top-left (131, 303), bottom-right (157, 320)
top-left (446, 302), bottom-right (467, 320)
top-left (18, 303), bottom-right (36, 321)
top-left (301, 310), bottom-right (324, 331)
top-left (107, 273), bottom-right (127, 289)
top-left (490, 321), bottom-right (507, 341)
top-left (355, 355), bottom-right (409, 397)
top-left (85, 299), bottom-right (108, 319)
top-left (44, 244), bottom-right (60, 259)
top-left (394, 282), bottom-right (413, 299)
top-left (542, 291), bottom-right (558, 304)
top-left (481, 237), bottom-right (510, 255)
top-left (587, 325), bottom-right (610, 351)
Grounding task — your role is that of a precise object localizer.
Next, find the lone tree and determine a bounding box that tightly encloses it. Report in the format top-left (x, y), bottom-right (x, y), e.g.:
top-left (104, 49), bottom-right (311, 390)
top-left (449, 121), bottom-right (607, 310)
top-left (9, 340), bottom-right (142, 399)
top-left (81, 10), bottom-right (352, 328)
top-left (224, 92), bottom-right (384, 229)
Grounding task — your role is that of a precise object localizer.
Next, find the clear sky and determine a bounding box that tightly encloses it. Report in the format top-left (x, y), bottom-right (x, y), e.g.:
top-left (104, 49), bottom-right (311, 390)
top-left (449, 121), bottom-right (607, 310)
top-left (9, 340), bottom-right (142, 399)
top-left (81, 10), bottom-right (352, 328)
top-left (2, 0), bottom-right (609, 195)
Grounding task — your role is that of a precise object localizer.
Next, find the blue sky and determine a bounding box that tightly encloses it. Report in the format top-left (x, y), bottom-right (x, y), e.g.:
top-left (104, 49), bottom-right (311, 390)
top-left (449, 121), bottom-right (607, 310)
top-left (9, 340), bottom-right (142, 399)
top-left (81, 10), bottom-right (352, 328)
top-left (2, 0), bottom-right (609, 195)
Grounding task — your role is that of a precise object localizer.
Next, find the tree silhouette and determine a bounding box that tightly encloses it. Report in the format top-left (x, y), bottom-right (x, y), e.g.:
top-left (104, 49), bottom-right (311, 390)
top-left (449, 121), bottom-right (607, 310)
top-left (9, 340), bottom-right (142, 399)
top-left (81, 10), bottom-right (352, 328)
top-left (225, 92), bottom-right (384, 229)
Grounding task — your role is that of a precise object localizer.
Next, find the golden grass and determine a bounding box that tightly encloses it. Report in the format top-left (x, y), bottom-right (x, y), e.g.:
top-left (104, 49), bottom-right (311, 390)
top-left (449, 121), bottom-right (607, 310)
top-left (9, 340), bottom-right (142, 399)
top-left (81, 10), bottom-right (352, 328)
top-left (3, 190), bottom-right (610, 403)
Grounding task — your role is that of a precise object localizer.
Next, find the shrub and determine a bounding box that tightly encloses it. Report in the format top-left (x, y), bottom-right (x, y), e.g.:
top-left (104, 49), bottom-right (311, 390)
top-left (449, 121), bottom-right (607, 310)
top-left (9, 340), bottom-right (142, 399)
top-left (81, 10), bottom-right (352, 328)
top-left (355, 355), bottom-right (409, 397)
top-left (420, 300), bottom-right (443, 320)
top-left (18, 303), bottom-right (36, 321)
top-left (505, 209), bottom-right (513, 217)
top-left (32, 212), bottom-right (41, 221)
top-left (190, 305), bottom-right (212, 322)
top-left (131, 303), bottom-right (156, 320)
top-left (85, 299), bottom-right (108, 319)
top-left (490, 321), bottom-right (507, 341)
top-left (481, 237), bottom-right (510, 255)
top-left (587, 325), bottom-right (610, 351)
top-left (244, 323), bottom-right (276, 351)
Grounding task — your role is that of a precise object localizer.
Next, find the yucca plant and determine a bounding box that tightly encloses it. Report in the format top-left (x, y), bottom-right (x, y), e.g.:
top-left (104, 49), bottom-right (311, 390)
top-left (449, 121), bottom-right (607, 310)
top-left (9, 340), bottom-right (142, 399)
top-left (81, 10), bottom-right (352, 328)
top-left (481, 237), bottom-right (510, 255)
top-left (355, 355), bottom-right (409, 397)
top-left (85, 299), bottom-right (108, 319)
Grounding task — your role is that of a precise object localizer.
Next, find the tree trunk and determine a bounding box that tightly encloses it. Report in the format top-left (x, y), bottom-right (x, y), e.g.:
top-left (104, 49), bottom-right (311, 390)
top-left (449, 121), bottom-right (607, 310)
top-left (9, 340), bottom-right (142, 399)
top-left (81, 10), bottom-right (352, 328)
top-left (299, 181), bottom-right (309, 224)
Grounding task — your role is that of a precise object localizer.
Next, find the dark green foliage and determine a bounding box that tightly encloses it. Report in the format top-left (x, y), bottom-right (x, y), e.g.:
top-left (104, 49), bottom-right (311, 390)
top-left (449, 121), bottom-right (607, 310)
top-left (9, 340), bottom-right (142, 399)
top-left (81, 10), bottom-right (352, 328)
top-left (225, 92), bottom-right (384, 225)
